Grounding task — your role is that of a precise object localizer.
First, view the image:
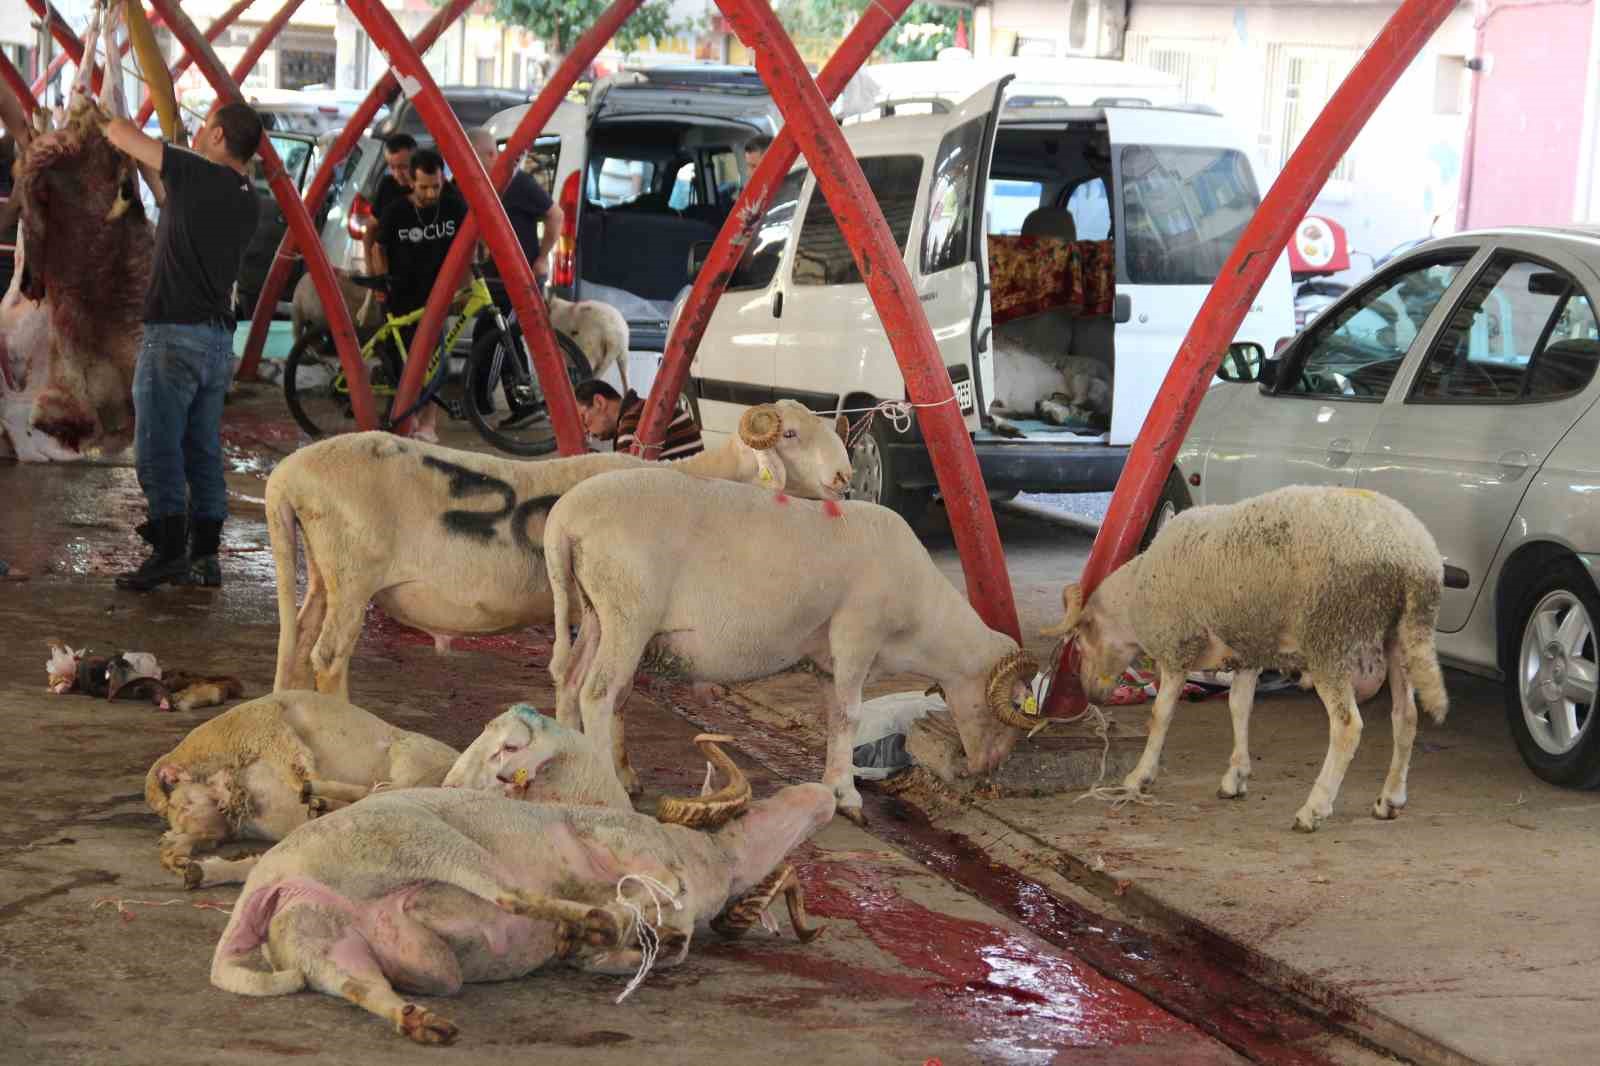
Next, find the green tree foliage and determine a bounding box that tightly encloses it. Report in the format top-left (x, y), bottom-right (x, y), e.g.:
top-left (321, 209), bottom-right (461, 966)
top-left (492, 0), bottom-right (685, 55)
top-left (774, 0), bottom-right (965, 62)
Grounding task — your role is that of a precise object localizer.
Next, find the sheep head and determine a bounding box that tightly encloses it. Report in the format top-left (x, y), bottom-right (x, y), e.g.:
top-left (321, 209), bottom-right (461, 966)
top-left (1042, 566), bottom-right (1144, 705)
top-left (442, 704), bottom-right (630, 809)
top-left (737, 399), bottom-right (853, 501)
top-left (986, 649), bottom-right (1042, 731)
top-left (656, 734), bottom-right (752, 830)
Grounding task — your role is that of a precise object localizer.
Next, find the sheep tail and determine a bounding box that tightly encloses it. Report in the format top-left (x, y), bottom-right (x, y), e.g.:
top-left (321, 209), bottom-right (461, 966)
top-left (548, 521), bottom-right (577, 693)
top-left (268, 483), bottom-right (303, 693)
top-left (1400, 582), bottom-right (1449, 725)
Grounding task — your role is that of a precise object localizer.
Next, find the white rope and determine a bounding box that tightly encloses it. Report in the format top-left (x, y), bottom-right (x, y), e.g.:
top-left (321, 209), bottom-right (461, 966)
top-left (613, 873), bottom-right (683, 1004)
top-left (839, 393), bottom-right (959, 447)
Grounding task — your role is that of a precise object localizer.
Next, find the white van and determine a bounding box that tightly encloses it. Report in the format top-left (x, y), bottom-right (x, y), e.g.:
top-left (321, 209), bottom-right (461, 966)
top-left (687, 64), bottom-right (1295, 517)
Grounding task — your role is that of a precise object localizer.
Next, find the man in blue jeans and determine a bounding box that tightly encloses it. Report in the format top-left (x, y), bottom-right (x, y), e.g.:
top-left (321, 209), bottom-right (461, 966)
top-left (104, 102), bottom-right (262, 591)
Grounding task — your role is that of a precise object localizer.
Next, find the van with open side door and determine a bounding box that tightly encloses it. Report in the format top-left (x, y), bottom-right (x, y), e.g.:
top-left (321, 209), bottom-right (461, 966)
top-left (687, 62), bottom-right (1295, 518)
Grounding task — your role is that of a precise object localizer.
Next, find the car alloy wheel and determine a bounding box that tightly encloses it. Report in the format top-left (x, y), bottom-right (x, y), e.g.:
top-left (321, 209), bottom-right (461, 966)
top-left (1518, 588), bottom-right (1600, 757)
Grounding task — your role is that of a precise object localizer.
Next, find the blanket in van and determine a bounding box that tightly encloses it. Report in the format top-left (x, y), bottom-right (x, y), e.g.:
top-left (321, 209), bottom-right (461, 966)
top-left (987, 236), bottom-right (1115, 325)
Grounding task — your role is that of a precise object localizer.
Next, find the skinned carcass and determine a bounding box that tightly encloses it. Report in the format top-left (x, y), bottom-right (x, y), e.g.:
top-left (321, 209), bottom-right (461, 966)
top-left (208, 765), bottom-right (832, 1043)
top-left (0, 3), bottom-right (164, 461)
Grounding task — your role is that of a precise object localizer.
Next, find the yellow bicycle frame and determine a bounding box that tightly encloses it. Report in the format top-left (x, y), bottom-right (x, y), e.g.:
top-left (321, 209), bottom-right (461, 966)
top-left (329, 274), bottom-right (498, 400)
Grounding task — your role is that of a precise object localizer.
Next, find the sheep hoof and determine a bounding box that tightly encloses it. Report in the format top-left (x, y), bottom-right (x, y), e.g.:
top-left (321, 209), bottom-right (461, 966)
top-left (182, 860), bottom-right (204, 890)
top-left (1218, 785), bottom-right (1246, 800)
top-left (837, 806), bottom-right (868, 828)
top-left (398, 1004), bottom-right (459, 1046)
top-left (1292, 808), bottom-right (1323, 833)
top-left (620, 767), bottom-right (643, 798)
top-left (1372, 796), bottom-right (1403, 820)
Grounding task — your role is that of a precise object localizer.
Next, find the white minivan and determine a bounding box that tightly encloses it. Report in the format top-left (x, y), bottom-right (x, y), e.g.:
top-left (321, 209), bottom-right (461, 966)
top-left (686, 67), bottom-right (1295, 517)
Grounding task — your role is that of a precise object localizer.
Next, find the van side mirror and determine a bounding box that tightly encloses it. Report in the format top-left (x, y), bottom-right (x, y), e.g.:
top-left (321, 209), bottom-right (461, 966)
top-left (1216, 341), bottom-right (1264, 383)
top-left (687, 240), bottom-right (714, 277)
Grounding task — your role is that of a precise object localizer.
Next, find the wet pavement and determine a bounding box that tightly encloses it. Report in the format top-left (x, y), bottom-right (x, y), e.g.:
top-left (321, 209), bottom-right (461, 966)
top-left (0, 384), bottom-right (1384, 1065)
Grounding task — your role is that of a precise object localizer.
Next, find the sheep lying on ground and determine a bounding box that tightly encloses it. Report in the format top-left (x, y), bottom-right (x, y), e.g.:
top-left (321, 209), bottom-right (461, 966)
top-left (547, 296), bottom-right (628, 388)
top-left (268, 401), bottom-right (852, 699)
top-left (990, 329), bottom-right (1111, 436)
top-left (1046, 485), bottom-right (1448, 832)
top-left (543, 468), bottom-right (1040, 819)
top-left (145, 691), bottom-right (458, 886)
top-left (207, 761), bottom-right (829, 1044)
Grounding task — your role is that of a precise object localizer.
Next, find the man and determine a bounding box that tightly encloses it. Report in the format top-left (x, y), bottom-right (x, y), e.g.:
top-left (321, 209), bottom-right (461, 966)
top-left (362, 132), bottom-right (416, 269)
top-left (574, 379), bottom-right (702, 459)
top-left (103, 102), bottom-right (263, 591)
top-left (369, 148), bottom-right (467, 443)
top-left (466, 127), bottom-right (562, 290)
top-left (744, 134), bottom-right (771, 176)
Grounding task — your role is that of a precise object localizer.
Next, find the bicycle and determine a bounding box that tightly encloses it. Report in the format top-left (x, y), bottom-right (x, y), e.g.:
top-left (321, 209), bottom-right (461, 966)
top-left (463, 285), bottom-right (594, 457)
top-left (283, 263), bottom-right (589, 454)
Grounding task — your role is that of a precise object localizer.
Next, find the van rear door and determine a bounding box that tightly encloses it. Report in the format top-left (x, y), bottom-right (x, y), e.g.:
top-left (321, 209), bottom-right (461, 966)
top-left (1104, 108), bottom-right (1293, 445)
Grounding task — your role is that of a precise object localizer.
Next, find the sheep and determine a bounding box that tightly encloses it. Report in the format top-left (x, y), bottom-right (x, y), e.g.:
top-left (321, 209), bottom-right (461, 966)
top-left (443, 704), bottom-right (754, 830)
top-left (989, 329), bottom-right (1110, 436)
top-left (269, 400), bottom-right (853, 700)
top-left (290, 269), bottom-right (381, 344)
top-left (541, 468), bottom-right (1042, 820)
top-left (547, 295), bottom-right (629, 389)
top-left (145, 691), bottom-right (459, 887)
top-left (1045, 485), bottom-right (1449, 832)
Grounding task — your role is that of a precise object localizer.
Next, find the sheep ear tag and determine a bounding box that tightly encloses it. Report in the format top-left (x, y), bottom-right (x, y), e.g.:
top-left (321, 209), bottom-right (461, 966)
top-left (512, 768), bottom-right (529, 787)
top-left (756, 451), bottom-right (786, 492)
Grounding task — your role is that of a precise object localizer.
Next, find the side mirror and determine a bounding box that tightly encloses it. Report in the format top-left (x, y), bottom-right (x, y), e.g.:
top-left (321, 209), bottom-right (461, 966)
top-left (687, 240), bottom-right (714, 277)
top-left (1216, 341), bottom-right (1264, 384)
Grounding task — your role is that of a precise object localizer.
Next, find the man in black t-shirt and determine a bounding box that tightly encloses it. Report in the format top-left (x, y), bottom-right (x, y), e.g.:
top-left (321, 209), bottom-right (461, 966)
top-left (363, 132), bottom-right (416, 270)
top-left (370, 148), bottom-right (467, 442)
top-left (103, 102), bottom-right (262, 591)
top-left (465, 126), bottom-right (561, 296)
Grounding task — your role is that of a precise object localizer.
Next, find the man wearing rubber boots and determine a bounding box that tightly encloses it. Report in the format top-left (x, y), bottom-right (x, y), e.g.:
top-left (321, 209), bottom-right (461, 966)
top-left (104, 102), bottom-right (262, 591)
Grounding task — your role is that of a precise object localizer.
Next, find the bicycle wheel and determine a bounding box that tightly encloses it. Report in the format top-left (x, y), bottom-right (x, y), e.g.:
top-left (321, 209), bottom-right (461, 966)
top-left (464, 324), bottom-right (592, 456)
top-left (283, 328), bottom-right (397, 438)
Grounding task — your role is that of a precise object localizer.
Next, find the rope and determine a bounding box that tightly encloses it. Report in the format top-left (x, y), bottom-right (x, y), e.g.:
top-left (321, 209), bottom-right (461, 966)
top-left (838, 393), bottom-right (959, 448)
top-left (91, 896), bottom-right (234, 922)
top-left (613, 873), bottom-right (682, 1004)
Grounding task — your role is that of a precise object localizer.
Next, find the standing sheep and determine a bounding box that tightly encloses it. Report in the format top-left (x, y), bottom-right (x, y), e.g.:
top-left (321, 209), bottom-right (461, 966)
top-left (546, 296), bottom-right (629, 389)
top-left (1046, 485), bottom-right (1448, 831)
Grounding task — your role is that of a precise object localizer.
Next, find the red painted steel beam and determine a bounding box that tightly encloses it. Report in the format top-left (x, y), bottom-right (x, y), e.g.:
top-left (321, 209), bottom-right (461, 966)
top-left (711, 0), bottom-right (1019, 642)
top-left (236, 0), bottom-right (477, 382)
top-left (1039, 0), bottom-right (1459, 718)
top-left (135, 0), bottom-right (255, 128)
top-left (0, 50), bottom-right (37, 118)
top-left (145, 0), bottom-right (378, 432)
top-left (634, 0), bottom-right (911, 458)
top-left (29, 50), bottom-right (68, 102)
top-left (24, 0), bottom-right (104, 94)
top-left (397, 0), bottom-right (643, 448)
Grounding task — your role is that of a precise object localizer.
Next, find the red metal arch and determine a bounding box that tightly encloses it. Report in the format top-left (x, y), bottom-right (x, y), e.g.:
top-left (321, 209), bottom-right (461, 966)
top-left (236, 0), bottom-right (477, 383)
top-left (146, 0), bottom-right (378, 431)
top-left (24, 0), bottom-right (105, 95)
top-left (390, 0), bottom-right (646, 450)
top-left (1038, 0), bottom-right (1459, 716)
top-left (134, 0), bottom-right (254, 129)
top-left (0, 51), bottom-right (36, 117)
top-left (341, 0), bottom-right (587, 454)
top-left (632, 0), bottom-right (911, 458)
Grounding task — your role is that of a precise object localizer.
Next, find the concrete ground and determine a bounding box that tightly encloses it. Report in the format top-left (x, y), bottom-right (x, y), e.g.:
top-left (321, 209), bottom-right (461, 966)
top-left (2, 382), bottom-right (1586, 1065)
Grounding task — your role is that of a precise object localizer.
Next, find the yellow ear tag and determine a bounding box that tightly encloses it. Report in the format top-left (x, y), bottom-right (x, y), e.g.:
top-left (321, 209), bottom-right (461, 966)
top-left (512, 767), bottom-right (528, 787)
top-left (1023, 694), bottom-right (1038, 716)
top-left (760, 467), bottom-right (774, 483)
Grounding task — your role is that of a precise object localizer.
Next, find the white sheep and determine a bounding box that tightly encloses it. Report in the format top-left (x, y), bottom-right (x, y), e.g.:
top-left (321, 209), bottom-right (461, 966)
top-left (990, 329), bottom-right (1110, 435)
top-left (269, 401), bottom-right (853, 699)
top-left (547, 296), bottom-right (629, 389)
top-left (542, 468), bottom-right (1041, 819)
top-left (1046, 485), bottom-right (1449, 832)
top-left (289, 269), bottom-right (382, 344)
top-left (145, 691), bottom-right (459, 887)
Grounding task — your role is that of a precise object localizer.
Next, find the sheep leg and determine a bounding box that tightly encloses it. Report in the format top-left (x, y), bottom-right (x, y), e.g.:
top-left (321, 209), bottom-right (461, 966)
top-left (1375, 640), bottom-right (1417, 820)
top-left (822, 668), bottom-right (869, 824)
top-left (1218, 669), bottom-right (1261, 798)
top-left (1295, 674), bottom-right (1364, 833)
top-left (556, 611), bottom-right (601, 732)
top-left (184, 852), bottom-right (263, 889)
top-left (1121, 665), bottom-right (1187, 794)
top-left (310, 577), bottom-right (377, 700)
top-left (577, 626), bottom-right (652, 797)
top-left (301, 778), bottom-right (372, 804)
top-left (609, 679), bottom-right (639, 798)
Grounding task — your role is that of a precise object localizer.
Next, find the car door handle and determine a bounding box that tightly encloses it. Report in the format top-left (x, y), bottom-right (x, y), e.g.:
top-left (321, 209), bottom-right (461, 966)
top-left (1497, 450), bottom-right (1532, 479)
top-left (771, 290), bottom-right (783, 318)
top-left (1327, 437), bottom-right (1354, 465)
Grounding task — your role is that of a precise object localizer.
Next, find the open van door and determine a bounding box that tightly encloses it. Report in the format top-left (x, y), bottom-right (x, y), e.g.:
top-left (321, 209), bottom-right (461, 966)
top-left (919, 75), bottom-right (1011, 432)
top-left (1103, 107), bottom-right (1293, 445)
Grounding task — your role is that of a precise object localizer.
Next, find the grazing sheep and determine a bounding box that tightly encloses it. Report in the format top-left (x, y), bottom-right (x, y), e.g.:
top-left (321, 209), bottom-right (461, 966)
top-left (542, 468), bottom-right (1040, 819)
top-left (269, 401), bottom-right (852, 699)
top-left (145, 691), bottom-right (459, 887)
top-left (1046, 485), bottom-right (1448, 832)
top-left (547, 296), bottom-right (628, 389)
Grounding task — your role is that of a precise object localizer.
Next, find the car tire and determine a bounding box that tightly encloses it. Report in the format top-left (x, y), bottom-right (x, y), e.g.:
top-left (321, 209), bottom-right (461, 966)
top-left (1503, 560), bottom-right (1600, 789)
top-left (1139, 468), bottom-right (1192, 551)
top-left (848, 414), bottom-right (928, 524)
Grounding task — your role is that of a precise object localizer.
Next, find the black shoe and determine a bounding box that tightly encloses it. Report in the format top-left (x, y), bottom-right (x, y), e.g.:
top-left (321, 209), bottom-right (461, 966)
top-left (116, 514), bottom-right (189, 591)
top-left (177, 517), bottom-right (224, 588)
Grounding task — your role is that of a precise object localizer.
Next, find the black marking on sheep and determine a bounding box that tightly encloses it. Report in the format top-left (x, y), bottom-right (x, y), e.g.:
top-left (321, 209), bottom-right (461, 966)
top-left (422, 456), bottom-right (517, 541)
top-left (511, 495), bottom-right (561, 558)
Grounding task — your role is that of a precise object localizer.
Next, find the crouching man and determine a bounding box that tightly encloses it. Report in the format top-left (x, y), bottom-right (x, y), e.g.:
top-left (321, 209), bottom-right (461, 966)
top-left (574, 379), bottom-right (702, 458)
top-left (103, 103), bottom-right (262, 591)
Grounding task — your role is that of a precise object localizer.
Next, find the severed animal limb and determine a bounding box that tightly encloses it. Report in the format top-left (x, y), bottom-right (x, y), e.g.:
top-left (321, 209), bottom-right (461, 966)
top-left (710, 863), bottom-right (819, 943)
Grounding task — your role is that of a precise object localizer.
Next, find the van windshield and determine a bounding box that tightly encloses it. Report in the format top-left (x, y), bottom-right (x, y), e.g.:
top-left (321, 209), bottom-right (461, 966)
top-left (1119, 145), bottom-right (1258, 286)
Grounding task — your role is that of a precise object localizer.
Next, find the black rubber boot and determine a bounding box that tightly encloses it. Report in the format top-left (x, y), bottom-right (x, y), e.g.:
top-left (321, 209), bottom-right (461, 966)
top-left (180, 517), bottom-right (224, 588)
top-left (116, 514), bottom-right (190, 591)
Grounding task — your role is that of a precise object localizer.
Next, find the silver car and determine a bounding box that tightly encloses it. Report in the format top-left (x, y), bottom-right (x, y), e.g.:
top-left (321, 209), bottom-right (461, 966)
top-left (1173, 226), bottom-right (1600, 788)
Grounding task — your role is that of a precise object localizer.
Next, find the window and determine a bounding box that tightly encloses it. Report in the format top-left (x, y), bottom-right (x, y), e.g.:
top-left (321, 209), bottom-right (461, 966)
top-left (1120, 145), bottom-right (1259, 285)
top-left (793, 155), bottom-right (923, 286)
top-left (669, 162), bottom-right (697, 210)
top-left (1065, 179), bottom-right (1111, 240)
top-left (987, 180), bottom-right (1044, 235)
top-left (1127, 36), bottom-right (1221, 104)
top-left (1283, 256), bottom-right (1466, 399)
top-left (588, 156), bottom-right (656, 207)
top-left (1265, 44), bottom-right (1359, 180)
top-left (476, 57), bottom-right (496, 86)
top-left (923, 117), bottom-right (985, 275)
top-left (728, 170), bottom-right (805, 292)
top-left (521, 136), bottom-right (561, 197)
top-left (1434, 55), bottom-right (1467, 115)
top-left (1411, 257), bottom-right (1600, 403)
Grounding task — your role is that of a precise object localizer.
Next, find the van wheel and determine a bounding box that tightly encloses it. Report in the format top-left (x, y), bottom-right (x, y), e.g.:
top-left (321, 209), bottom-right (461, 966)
top-left (1503, 561), bottom-right (1600, 789)
top-left (849, 416), bottom-right (927, 524)
top-left (1139, 468), bottom-right (1192, 551)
